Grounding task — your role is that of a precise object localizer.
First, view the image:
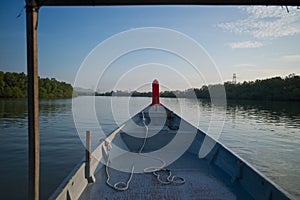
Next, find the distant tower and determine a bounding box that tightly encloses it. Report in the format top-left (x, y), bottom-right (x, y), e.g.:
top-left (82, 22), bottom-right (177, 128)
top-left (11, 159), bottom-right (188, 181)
top-left (232, 73), bottom-right (237, 84)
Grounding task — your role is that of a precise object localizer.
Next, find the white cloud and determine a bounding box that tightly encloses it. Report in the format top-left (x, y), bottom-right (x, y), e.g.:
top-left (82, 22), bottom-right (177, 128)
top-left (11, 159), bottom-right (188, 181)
top-left (280, 54), bottom-right (300, 62)
top-left (234, 63), bottom-right (258, 67)
top-left (228, 41), bottom-right (263, 48)
top-left (218, 6), bottom-right (300, 39)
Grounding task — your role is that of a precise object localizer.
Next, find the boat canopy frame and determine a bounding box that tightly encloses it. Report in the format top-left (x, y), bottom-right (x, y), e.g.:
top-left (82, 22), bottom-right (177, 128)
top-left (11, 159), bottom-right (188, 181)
top-left (28, 0), bottom-right (300, 6)
top-left (25, 0), bottom-right (299, 199)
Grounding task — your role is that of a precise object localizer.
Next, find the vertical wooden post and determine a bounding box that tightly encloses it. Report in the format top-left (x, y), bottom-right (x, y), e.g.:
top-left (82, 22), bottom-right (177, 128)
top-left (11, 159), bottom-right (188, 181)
top-left (26, 1), bottom-right (39, 200)
top-left (86, 130), bottom-right (91, 164)
top-left (85, 130), bottom-right (95, 183)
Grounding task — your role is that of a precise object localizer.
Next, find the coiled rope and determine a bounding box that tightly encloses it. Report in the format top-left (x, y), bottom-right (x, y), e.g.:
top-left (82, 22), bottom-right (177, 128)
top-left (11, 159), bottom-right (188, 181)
top-left (105, 152), bottom-right (134, 191)
top-left (140, 112), bottom-right (185, 185)
top-left (105, 111), bottom-right (185, 191)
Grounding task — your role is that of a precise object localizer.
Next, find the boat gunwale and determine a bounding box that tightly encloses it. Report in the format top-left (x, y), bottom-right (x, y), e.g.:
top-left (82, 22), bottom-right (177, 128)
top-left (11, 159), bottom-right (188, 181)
top-left (50, 104), bottom-right (296, 200)
top-left (170, 108), bottom-right (295, 200)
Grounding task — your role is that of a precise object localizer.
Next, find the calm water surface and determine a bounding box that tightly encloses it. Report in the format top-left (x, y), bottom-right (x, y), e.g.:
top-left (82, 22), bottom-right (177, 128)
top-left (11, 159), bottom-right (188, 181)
top-left (0, 97), bottom-right (299, 199)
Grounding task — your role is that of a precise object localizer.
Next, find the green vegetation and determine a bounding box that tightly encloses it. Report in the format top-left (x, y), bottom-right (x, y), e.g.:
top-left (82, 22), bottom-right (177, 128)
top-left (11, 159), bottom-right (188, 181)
top-left (0, 71), bottom-right (74, 98)
top-left (95, 90), bottom-right (178, 97)
top-left (224, 74), bottom-right (300, 101)
top-left (96, 74), bottom-right (300, 101)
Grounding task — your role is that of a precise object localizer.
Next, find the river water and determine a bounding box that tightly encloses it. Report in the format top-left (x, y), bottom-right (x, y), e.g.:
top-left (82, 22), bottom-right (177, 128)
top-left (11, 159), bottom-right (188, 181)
top-left (0, 96), bottom-right (299, 199)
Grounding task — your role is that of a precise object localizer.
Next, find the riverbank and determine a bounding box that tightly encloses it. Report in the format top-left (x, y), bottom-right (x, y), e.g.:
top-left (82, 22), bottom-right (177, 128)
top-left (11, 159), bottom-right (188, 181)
top-left (95, 74), bottom-right (300, 102)
top-left (0, 71), bottom-right (74, 99)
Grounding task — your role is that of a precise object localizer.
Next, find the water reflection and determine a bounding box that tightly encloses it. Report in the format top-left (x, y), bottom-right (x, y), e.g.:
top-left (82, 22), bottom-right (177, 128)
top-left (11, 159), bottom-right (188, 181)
top-left (226, 100), bottom-right (300, 129)
top-left (0, 99), bottom-right (27, 119)
top-left (39, 99), bottom-right (72, 116)
top-left (0, 99), bottom-right (28, 128)
top-left (0, 99), bottom-right (73, 128)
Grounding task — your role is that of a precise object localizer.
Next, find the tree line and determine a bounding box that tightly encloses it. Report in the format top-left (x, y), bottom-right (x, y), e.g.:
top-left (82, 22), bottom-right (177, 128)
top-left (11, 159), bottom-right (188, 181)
top-left (0, 71), bottom-right (74, 98)
top-left (96, 74), bottom-right (300, 101)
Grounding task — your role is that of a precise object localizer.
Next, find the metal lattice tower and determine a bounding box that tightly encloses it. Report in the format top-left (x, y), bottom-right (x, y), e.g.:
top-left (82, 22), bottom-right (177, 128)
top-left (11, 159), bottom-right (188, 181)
top-left (232, 73), bottom-right (237, 84)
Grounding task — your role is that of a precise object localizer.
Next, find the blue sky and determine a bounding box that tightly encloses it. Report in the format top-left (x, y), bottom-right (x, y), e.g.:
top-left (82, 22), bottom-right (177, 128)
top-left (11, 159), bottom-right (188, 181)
top-left (0, 1), bottom-right (299, 91)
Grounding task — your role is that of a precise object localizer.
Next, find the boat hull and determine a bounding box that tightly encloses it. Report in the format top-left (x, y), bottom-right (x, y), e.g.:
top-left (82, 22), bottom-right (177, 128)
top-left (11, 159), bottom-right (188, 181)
top-left (50, 105), bottom-right (294, 200)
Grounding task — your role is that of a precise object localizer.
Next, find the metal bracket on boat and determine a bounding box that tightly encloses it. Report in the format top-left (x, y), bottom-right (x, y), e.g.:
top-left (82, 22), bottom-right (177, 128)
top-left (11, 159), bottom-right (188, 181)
top-left (85, 162), bottom-right (96, 183)
top-left (100, 139), bottom-right (112, 162)
top-left (85, 131), bottom-right (95, 183)
top-left (100, 124), bottom-right (125, 164)
top-left (167, 111), bottom-right (179, 130)
top-left (104, 140), bottom-right (112, 151)
top-left (206, 145), bottom-right (219, 163)
top-left (231, 160), bottom-right (244, 183)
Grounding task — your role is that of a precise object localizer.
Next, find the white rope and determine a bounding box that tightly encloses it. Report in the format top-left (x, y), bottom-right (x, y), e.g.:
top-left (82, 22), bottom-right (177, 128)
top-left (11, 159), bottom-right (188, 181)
top-left (140, 112), bottom-right (166, 173)
top-left (105, 152), bottom-right (134, 191)
top-left (138, 111), bottom-right (148, 154)
top-left (153, 169), bottom-right (185, 185)
top-left (105, 110), bottom-right (185, 191)
top-left (104, 125), bottom-right (134, 191)
top-left (140, 111), bottom-right (185, 185)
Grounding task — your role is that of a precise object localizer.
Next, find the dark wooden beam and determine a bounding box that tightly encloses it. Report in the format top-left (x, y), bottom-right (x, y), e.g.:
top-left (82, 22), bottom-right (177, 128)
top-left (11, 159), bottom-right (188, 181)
top-left (36, 0), bottom-right (300, 6)
top-left (26, 0), bottom-right (39, 199)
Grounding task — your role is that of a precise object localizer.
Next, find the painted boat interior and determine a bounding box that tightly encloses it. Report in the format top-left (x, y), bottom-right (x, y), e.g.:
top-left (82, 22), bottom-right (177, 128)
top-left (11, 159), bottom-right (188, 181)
top-left (50, 105), bottom-right (294, 200)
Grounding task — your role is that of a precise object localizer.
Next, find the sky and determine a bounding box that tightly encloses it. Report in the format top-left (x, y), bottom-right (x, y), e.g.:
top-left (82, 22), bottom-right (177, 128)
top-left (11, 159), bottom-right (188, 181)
top-left (0, 1), bottom-right (299, 91)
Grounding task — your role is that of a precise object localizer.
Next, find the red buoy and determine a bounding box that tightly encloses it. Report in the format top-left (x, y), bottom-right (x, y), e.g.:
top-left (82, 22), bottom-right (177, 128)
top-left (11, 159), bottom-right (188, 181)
top-left (151, 79), bottom-right (160, 105)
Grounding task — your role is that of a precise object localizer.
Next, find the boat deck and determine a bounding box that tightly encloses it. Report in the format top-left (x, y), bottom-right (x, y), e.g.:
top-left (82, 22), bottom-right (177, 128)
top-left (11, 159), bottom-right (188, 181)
top-left (79, 152), bottom-right (249, 200)
top-left (51, 105), bottom-right (293, 200)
